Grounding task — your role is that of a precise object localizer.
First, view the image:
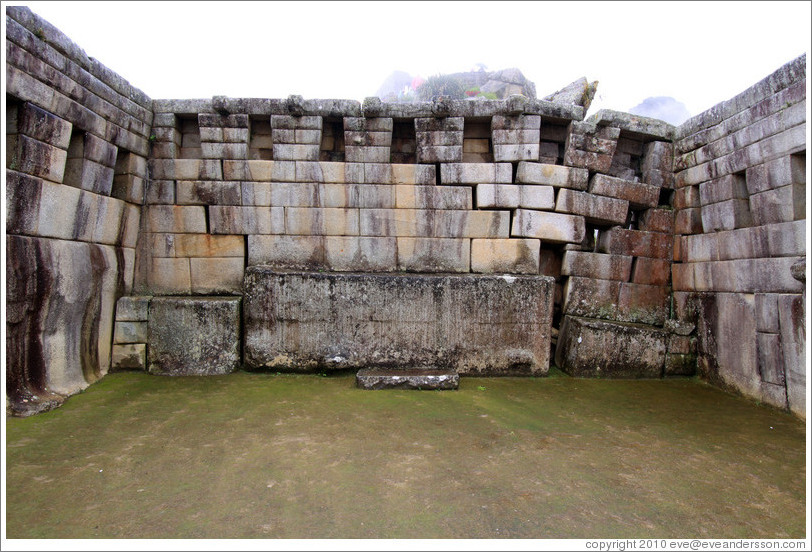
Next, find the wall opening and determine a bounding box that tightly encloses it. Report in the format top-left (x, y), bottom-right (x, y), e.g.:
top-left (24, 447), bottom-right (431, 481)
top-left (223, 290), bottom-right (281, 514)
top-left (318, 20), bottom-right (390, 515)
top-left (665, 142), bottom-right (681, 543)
top-left (63, 129), bottom-right (86, 188)
top-left (6, 96), bottom-right (22, 170)
top-left (463, 118), bottom-right (493, 163)
top-left (178, 115), bottom-right (201, 159)
top-left (390, 119), bottom-right (416, 164)
top-left (539, 122), bottom-right (568, 165)
top-left (610, 134), bottom-right (643, 181)
top-left (249, 116), bottom-right (273, 160)
top-left (319, 117), bottom-right (345, 162)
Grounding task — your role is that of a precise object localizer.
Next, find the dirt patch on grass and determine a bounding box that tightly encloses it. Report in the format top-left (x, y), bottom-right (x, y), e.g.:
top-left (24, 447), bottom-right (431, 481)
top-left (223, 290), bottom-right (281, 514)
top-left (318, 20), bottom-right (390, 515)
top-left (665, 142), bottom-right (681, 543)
top-left (4, 371), bottom-right (806, 539)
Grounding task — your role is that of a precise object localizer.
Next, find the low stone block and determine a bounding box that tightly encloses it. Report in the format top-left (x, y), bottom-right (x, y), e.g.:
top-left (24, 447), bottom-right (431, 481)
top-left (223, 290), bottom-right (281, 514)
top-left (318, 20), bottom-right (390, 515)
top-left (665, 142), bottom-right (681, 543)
top-left (273, 144), bottom-right (320, 161)
top-left (663, 353), bottom-right (696, 377)
top-left (356, 368), bottom-right (459, 390)
top-left (82, 134), bottom-right (118, 168)
top-left (617, 282), bottom-right (670, 326)
top-left (396, 237), bottom-right (470, 272)
top-left (589, 174), bottom-right (659, 209)
top-left (145, 180), bottom-right (175, 204)
top-left (270, 114), bottom-right (323, 130)
top-left (779, 294), bottom-right (805, 418)
top-left (148, 297), bottom-right (241, 376)
top-left (563, 148), bottom-right (613, 173)
top-left (555, 316), bottom-right (667, 378)
top-left (111, 344), bottom-right (146, 371)
top-left (470, 238), bottom-right (540, 274)
top-left (674, 185), bottom-right (700, 209)
top-left (555, 188), bottom-right (630, 226)
top-left (765, 220), bottom-right (806, 257)
top-left (511, 209), bottom-right (586, 244)
top-left (563, 276), bottom-right (621, 320)
top-left (641, 141), bottom-right (674, 174)
top-left (345, 146), bottom-right (391, 164)
top-left (516, 162), bottom-right (588, 190)
top-left (561, 251), bottom-right (632, 282)
top-left (243, 270), bottom-right (554, 375)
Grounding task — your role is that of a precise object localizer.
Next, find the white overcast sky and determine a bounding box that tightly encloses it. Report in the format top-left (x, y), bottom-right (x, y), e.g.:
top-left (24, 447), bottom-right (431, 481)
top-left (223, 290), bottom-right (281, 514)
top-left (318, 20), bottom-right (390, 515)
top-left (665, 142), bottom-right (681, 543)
top-left (8, 0), bottom-right (812, 120)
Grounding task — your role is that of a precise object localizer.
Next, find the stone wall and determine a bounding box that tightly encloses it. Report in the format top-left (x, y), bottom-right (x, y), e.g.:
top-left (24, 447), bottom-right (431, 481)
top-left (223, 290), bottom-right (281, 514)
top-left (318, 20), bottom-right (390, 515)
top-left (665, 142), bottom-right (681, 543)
top-left (5, 7), bottom-right (152, 415)
top-left (671, 56), bottom-right (807, 417)
top-left (4, 6), bottom-right (807, 418)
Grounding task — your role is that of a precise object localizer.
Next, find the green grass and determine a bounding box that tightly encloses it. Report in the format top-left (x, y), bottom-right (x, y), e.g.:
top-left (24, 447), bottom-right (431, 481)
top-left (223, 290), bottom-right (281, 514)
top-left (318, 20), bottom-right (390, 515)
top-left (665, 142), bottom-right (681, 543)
top-left (5, 371), bottom-right (807, 539)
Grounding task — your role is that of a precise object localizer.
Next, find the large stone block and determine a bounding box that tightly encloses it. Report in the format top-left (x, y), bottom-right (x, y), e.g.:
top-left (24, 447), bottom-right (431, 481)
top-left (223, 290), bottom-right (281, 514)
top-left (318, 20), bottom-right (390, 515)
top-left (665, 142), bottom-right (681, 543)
top-left (15, 135), bottom-right (68, 183)
top-left (243, 270), bottom-right (554, 375)
top-left (749, 184), bottom-right (805, 225)
top-left (18, 102), bottom-right (72, 149)
top-left (745, 154), bottom-right (805, 195)
top-left (440, 163), bottom-right (512, 184)
top-left (324, 236), bottom-right (397, 272)
top-left (209, 206), bottom-right (285, 235)
top-left (396, 185), bottom-right (471, 210)
top-left (190, 258), bottom-right (245, 294)
top-left (148, 297), bottom-right (241, 376)
top-left (555, 316), bottom-right (667, 378)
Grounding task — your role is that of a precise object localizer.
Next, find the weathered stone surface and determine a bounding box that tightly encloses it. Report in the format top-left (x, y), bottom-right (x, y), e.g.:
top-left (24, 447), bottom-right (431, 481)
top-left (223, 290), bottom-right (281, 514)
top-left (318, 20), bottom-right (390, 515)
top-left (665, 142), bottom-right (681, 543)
top-left (396, 237), bottom-right (470, 272)
top-left (356, 368), bottom-right (459, 390)
top-left (6, 236), bottom-right (120, 415)
top-left (244, 270), bottom-right (554, 375)
top-left (115, 295), bottom-right (151, 321)
top-left (470, 238), bottom-right (540, 274)
top-left (596, 228), bottom-right (673, 259)
top-left (555, 188), bottom-right (630, 226)
top-left (114, 321), bottom-right (147, 344)
top-left (555, 316), bottom-right (668, 378)
top-left (324, 236), bottom-right (397, 272)
top-left (561, 251), bottom-right (632, 282)
top-left (440, 163), bottom-right (512, 184)
top-left (148, 297), bottom-right (241, 376)
top-left (779, 294), bottom-right (805, 418)
top-left (512, 209), bottom-right (586, 244)
top-left (589, 174), bottom-right (660, 209)
top-left (247, 235), bottom-right (326, 270)
top-left (516, 162), bottom-right (588, 190)
top-left (18, 102), bottom-right (72, 148)
top-left (110, 344), bottom-right (146, 372)
top-left (638, 208), bottom-right (675, 234)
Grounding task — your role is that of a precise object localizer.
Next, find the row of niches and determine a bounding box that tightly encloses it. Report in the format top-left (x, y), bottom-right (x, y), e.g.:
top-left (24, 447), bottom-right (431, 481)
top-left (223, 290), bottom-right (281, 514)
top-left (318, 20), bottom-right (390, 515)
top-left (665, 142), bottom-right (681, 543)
top-left (158, 114), bottom-right (575, 167)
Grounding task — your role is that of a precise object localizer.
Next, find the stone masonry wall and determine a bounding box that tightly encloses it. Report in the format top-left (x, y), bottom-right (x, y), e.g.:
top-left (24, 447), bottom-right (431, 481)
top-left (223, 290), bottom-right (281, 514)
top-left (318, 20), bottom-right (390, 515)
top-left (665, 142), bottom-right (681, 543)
top-left (671, 55), bottom-right (806, 417)
top-left (4, 6), bottom-right (806, 418)
top-left (5, 7), bottom-right (152, 415)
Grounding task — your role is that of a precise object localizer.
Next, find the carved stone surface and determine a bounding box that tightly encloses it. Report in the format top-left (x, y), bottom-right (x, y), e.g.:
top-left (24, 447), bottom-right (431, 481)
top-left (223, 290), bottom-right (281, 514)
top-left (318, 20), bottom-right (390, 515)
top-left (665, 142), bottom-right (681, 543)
top-left (244, 270), bottom-right (554, 375)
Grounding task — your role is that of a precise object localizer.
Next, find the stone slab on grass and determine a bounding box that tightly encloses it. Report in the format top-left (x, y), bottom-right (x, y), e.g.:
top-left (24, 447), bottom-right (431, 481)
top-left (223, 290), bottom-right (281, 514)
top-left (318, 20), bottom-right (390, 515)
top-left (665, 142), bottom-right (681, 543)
top-left (356, 368), bottom-right (459, 390)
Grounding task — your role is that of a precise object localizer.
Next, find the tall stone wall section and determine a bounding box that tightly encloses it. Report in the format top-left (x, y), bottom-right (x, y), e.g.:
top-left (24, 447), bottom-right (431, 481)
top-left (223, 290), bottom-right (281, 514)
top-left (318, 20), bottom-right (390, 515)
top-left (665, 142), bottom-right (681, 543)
top-left (5, 7), bottom-right (152, 415)
top-left (5, 7), bottom-right (806, 419)
top-left (671, 55), bottom-right (806, 417)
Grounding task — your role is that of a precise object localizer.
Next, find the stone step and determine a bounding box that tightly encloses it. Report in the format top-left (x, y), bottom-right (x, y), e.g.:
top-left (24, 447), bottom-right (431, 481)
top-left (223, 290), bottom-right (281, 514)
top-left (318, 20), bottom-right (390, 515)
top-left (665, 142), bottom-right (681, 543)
top-left (356, 368), bottom-right (459, 390)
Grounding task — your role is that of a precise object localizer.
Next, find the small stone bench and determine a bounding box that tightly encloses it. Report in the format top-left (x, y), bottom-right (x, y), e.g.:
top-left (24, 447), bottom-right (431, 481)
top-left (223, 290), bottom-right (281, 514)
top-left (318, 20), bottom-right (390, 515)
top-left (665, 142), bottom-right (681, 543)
top-left (356, 368), bottom-right (459, 390)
